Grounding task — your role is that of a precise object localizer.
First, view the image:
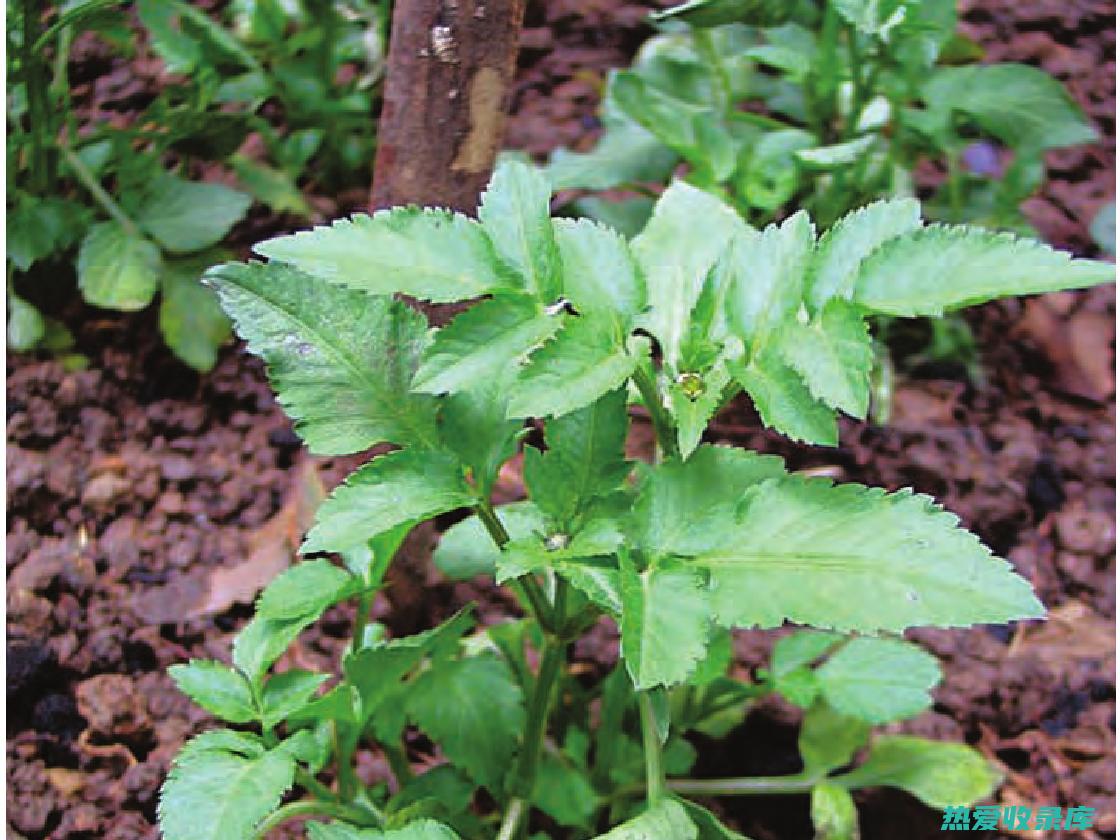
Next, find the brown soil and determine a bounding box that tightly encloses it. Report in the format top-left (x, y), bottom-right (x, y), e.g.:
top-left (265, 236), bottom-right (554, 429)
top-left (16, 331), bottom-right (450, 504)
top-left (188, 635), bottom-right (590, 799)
top-left (6, 2), bottom-right (1115, 839)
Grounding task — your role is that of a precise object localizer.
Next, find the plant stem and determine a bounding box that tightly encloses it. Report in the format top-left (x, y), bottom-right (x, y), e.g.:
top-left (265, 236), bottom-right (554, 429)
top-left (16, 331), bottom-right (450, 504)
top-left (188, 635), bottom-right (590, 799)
top-left (477, 500), bottom-right (553, 630)
top-left (22, 0), bottom-right (53, 191)
top-left (384, 741), bottom-right (414, 787)
top-left (638, 692), bottom-right (666, 804)
top-left (693, 29), bottom-right (733, 114)
top-left (59, 142), bottom-right (140, 236)
top-left (333, 722), bottom-right (359, 802)
top-left (495, 798), bottom-right (527, 840)
top-left (296, 769), bottom-right (338, 803)
top-left (947, 151), bottom-right (964, 223)
top-left (252, 799), bottom-right (379, 838)
top-left (632, 363), bottom-right (679, 461)
top-left (668, 772), bottom-right (821, 797)
top-left (351, 589), bottom-right (375, 655)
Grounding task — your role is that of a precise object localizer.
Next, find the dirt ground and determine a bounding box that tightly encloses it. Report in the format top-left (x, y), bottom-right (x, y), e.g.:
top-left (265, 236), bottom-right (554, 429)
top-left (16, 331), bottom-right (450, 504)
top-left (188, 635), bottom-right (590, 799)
top-left (6, 2), bottom-right (1116, 839)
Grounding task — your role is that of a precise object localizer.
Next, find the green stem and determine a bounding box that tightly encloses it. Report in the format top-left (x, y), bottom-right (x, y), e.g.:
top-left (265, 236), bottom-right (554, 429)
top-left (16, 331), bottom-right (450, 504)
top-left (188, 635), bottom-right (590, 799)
top-left (22, 0), bottom-right (52, 191)
top-left (351, 589), bottom-right (375, 655)
top-left (694, 29), bottom-right (733, 114)
top-left (252, 800), bottom-right (379, 839)
top-left (477, 500), bottom-right (553, 630)
top-left (947, 151), bottom-right (964, 223)
top-left (668, 772), bottom-right (821, 797)
top-left (333, 722), bottom-right (358, 802)
top-left (632, 363), bottom-right (679, 461)
top-left (843, 26), bottom-right (866, 138)
top-left (59, 142), bottom-right (140, 236)
top-left (384, 741), bottom-right (414, 787)
top-left (296, 769), bottom-right (338, 803)
top-left (639, 692), bottom-right (666, 804)
top-left (495, 798), bottom-right (527, 840)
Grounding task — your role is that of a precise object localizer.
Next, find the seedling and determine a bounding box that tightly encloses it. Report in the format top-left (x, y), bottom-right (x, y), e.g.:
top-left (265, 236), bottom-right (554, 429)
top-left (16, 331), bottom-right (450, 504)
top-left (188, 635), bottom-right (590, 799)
top-left (160, 162), bottom-right (1112, 840)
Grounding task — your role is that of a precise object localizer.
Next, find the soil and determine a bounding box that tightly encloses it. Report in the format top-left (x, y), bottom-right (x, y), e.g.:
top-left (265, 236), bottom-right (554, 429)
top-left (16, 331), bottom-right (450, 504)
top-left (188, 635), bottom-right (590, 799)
top-left (6, 2), bottom-right (1115, 839)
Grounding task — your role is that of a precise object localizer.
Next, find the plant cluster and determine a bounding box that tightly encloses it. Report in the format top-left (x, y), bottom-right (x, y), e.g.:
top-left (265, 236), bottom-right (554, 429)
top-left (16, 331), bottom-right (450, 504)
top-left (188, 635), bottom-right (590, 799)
top-left (7, 0), bottom-right (386, 369)
top-left (547, 0), bottom-right (1097, 237)
top-left (159, 161), bottom-right (1112, 840)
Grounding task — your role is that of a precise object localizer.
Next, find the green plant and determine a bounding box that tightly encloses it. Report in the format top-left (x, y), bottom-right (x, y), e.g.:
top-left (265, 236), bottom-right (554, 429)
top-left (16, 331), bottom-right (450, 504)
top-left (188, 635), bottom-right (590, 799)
top-left (158, 162), bottom-right (1112, 840)
top-left (6, 0), bottom-right (385, 369)
top-left (546, 0), bottom-right (1096, 236)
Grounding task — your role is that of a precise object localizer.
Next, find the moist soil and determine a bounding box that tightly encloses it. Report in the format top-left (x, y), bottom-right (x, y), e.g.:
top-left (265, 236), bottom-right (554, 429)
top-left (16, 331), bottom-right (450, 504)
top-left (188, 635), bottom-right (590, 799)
top-left (7, 2), bottom-right (1116, 839)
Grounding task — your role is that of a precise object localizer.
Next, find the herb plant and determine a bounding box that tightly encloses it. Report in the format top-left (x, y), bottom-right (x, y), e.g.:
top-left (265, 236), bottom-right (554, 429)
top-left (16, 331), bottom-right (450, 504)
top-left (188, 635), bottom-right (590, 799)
top-left (6, 0), bottom-right (385, 368)
top-left (159, 161), bottom-right (1113, 840)
top-left (547, 0), bottom-right (1097, 236)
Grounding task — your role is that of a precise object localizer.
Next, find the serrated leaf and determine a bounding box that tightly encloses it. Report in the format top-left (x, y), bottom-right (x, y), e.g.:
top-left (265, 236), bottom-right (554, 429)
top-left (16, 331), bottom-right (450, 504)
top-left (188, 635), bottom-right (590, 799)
top-left (260, 669), bottom-right (328, 728)
top-left (507, 316), bottom-right (647, 419)
top-left (256, 559), bottom-right (360, 621)
top-left (811, 782), bottom-right (860, 840)
top-left (632, 181), bottom-right (747, 369)
top-left (724, 212), bottom-right (815, 352)
top-left (816, 637), bottom-right (941, 724)
top-left (158, 739), bottom-right (294, 840)
top-left (631, 445), bottom-right (786, 557)
top-left (159, 254), bottom-right (232, 372)
top-left (254, 208), bottom-right (512, 303)
top-left (592, 798), bottom-right (698, 839)
top-left (677, 797), bottom-right (753, 840)
top-left (694, 475), bottom-right (1045, 633)
top-left (620, 554), bottom-right (711, 689)
top-left (407, 655), bottom-right (524, 790)
top-left (304, 449), bottom-right (474, 554)
top-left (175, 729), bottom-right (265, 761)
top-left (479, 161), bottom-right (560, 300)
top-left (138, 175), bottom-right (252, 253)
top-left (831, 0), bottom-right (907, 37)
top-left (852, 224), bottom-right (1115, 317)
top-left (772, 630), bottom-right (843, 675)
top-left (207, 261), bottom-right (438, 454)
top-left (168, 660), bottom-right (256, 723)
top-left (77, 222), bottom-right (161, 311)
top-left (439, 378), bottom-right (523, 496)
top-left (922, 63), bottom-right (1097, 152)
top-left (775, 300), bottom-right (872, 417)
top-left (798, 703), bottom-right (870, 774)
top-left (533, 753), bottom-right (600, 828)
top-left (553, 217), bottom-right (646, 329)
top-left (433, 503), bottom-right (546, 580)
top-left (731, 350), bottom-right (838, 446)
top-left (275, 727), bottom-right (329, 768)
top-left (307, 821), bottom-right (381, 839)
top-left (412, 294), bottom-right (561, 395)
top-left (838, 736), bottom-right (1000, 808)
top-left (523, 388), bottom-right (631, 528)
top-left (497, 531), bottom-right (624, 616)
top-left (806, 199), bottom-right (922, 313)
top-left (233, 613), bottom-right (320, 687)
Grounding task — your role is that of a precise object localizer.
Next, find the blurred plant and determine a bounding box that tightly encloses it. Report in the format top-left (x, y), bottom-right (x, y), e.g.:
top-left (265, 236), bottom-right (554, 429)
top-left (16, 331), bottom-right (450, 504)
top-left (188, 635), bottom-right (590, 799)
top-left (6, 0), bottom-right (387, 369)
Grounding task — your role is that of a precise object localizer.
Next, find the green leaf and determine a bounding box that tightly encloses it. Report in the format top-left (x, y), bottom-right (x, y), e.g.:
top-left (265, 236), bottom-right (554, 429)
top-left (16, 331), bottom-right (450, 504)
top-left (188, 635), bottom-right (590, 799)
top-left (1091, 202), bottom-right (1115, 256)
top-left (553, 218), bottom-right (646, 329)
top-left (651, 0), bottom-right (790, 27)
top-left (798, 703), bottom-right (869, 774)
top-left (7, 289), bottom-right (44, 351)
top-left (922, 63), bottom-right (1097, 152)
top-left (695, 475), bottom-right (1045, 633)
top-left (439, 378), bottom-right (523, 497)
top-left (816, 637), bottom-right (941, 724)
top-left (838, 736), bottom-right (1001, 808)
top-left (206, 261), bottom-right (438, 454)
top-left (137, 0), bottom-right (200, 73)
top-left (772, 630), bottom-right (842, 676)
top-left (532, 753), bottom-right (600, 828)
top-left (669, 363), bottom-right (734, 461)
top-left (159, 253), bottom-right (232, 372)
top-left (592, 799), bottom-right (698, 839)
top-left (257, 559), bottom-right (360, 621)
top-left (731, 350), bottom-right (838, 446)
top-left (735, 127), bottom-right (816, 211)
top-left (632, 181), bottom-right (747, 369)
top-left (389, 765), bottom-right (477, 820)
top-left (507, 316), bottom-right (647, 420)
top-left (77, 222), bottom-right (162, 311)
top-left (523, 388), bottom-right (631, 528)
top-left (407, 655), bottom-right (524, 790)
top-left (230, 154), bottom-right (310, 217)
top-left (806, 198), bottom-right (922, 314)
top-left (260, 669), bottom-right (328, 728)
top-left (138, 176), bottom-right (252, 253)
top-left (168, 660), bottom-right (256, 723)
top-left (158, 737), bottom-right (295, 840)
top-left (497, 532), bottom-right (624, 617)
top-left (775, 300), bottom-right (872, 418)
top-left (381, 822), bottom-right (462, 840)
top-left (233, 613), bottom-right (319, 687)
top-left (676, 797), bottom-right (753, 840)
top-left (412, 294), bottom-right (562, 395)
top-left (303, 449), bottom-right (474, 554)
top-left (853, 224), bottom-right (1115, 317)
top-left (433, 503), bottom-right (546, 580)
top-left (724, 212), bottom-right (815, 352)
top-left (831, 0), bottom-right (908, 38)
top-left (7, 197), bottom-right (91, 271)
top-left (254, 208), bottom-right (512, 303)
top-left (479, 161), bottom-right (561, 301)
top-left (175, 729), bottom-right (265, 761)
top-left (620, 554), bottom-right (712, 689)
top-left (630, 445), bottom-right (786, 557)
top-left (307, 821), bottom-right (381, 839)
top-left (811, 782), bottom-right (860, 840)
